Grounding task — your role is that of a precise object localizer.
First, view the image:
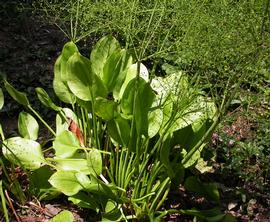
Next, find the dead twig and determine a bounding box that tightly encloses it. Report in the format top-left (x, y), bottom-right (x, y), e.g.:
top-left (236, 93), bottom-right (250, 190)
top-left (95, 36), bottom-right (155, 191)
top-left (4, 190), bottom-right (22, 222)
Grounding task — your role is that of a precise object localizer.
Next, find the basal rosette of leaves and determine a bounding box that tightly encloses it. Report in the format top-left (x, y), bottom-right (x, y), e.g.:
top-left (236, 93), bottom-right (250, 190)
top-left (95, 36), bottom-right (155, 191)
top-left (0, 36), bottom-right (235, 221)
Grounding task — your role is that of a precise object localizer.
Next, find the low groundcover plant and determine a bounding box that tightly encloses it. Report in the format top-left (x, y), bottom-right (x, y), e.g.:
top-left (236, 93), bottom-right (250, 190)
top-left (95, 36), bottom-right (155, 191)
top-left (0, 36), bottom-right (234, 222)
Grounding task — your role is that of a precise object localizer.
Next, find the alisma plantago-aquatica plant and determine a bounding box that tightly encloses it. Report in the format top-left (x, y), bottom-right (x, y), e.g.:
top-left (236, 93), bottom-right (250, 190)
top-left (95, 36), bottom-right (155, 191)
top-left (0, 36), bottom-right (235, 221)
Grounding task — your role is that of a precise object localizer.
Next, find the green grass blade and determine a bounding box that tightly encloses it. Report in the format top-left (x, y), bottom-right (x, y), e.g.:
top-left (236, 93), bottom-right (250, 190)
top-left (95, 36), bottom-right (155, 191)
top-left (0, 180), bottom-right (9, 222)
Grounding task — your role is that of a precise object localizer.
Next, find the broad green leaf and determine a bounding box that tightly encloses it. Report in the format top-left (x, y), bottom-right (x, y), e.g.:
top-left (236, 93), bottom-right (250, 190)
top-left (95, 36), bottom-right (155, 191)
top-left (105, 200), bottom-right (116, 213)
top-left (62, 41), bottom-right (78, 58)
top-left (87, 149), bottom-right (102, 176)
top-left (60, 41), bottom-right (79, 81)
top-left (148, 108), bottom-right (163, 138)
top-left (151, 71), bottom-right (191, 135)
top-left (18, 111), bottom-right (39, 140)
top-left (182, 144), bottom-right (204, 168)
top-left (76, 98), bottom-right (92, 110)
top-left (204, 183), bottom-right (220, 202)
top-left (119, 63), bottom-right (149, 98)
top-left (168, 98), bottom-right (203, 133)
top-left (184, 176), bottom-right (203, 195)
top-left (35, 87), bottom-right (61, 111)
top-left (29, 166), bottom-right (60, 200)
top-left (180, 107), bottom-right (216, 168)
top-left (3, 137), bottom-right (44, 170)
top-left (66, 53), bottom-right (107, 101)
top-left (160, 137), bottom-right (174, 178)
top-left (49, 210), bottom-right (74, 222)
top-left (103, 49), bottom-right (133, 99)
top-left (66, 52), bottom-right (92, 101)
top-left (100, 49), bottom-right (122, 90)
top-left (120, 77), bottom-right (155, 138)
top-left (120, 78), bottom-right (147, 116)
top-left (68, 192), bottom-right (99, 211)
top-left (120, 78), bottom-right (136, 116)
top-left (4, 81), bottom-right (29, 106)
top-left (49, 171), bottom-right (84, 196)
top-left (0, 88), bottom-right (4, 109)
top-left (150, 72), bottom-right (186, 103)
top-left (95, 97), bottom-right (116, 121)
top-left (171, 125), bottom-right (193, 149)
top-left (75, 172), bottom-right (91, 189)
top-left (169, 97), bottom-right (217, 134)
top-left (184, 176), bottom-right (219, 202)
top-left (112, 52), bottom-right (133, 100)
top-left (54, 158), bottom-right (89, 174)
top-left (90, 73), bottom-right (108, 100)
top-left (53, 55), bottom-right (76, 104)
top-left (102, 200), bottom-right (122, 222)
top-left (195, 157), bottom-right (214, 174)
top-left (56, 108), bottom-right (78, 135)
top-left (134, 81), bottom-right (155, 136)
top-left (189, 119), bottom-right (208, 149)
top-left (53, 130), bottom-right (81, 158)
top-left (107, 120), bottom-right (122, 146)
top-left (158, 95), bottom-right (173, 135)
top-left (171, 119), bottom-right (213, 154)
top-left (62, 108), bottom-right (78, 120)
top-left (108, 114), bottom-right (130, 146)
top-left (86, 175), bottom-right (116, 200)
top-left (56, 114), bottom-right (68, 136)
top-left (171, 163), bottom-right (185, 185)
top-left (90, 35), bottom-right (120, 78)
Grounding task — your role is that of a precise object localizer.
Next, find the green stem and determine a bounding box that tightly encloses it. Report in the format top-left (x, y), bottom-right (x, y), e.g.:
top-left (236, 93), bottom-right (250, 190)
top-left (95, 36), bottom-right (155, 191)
top-left (44, 159), bottom-right (60, 169)
top-left (80, 107), bottom-right (87, 146)
top-left (42, 146), bottom-right (53, 153)
top-left (181, 113), bottom-right (219, 166)
top-left (0, 159), bottom-right (12, 184)
top-left (78, 147), bottom-right (111, 155)
top-left (0, 123), bottom-right (5, 141)
top-left (73, 0), bottom-right (80, 41)
top-left (28, 105), bottom-right (56, 136)
top-left (90, 93), bottom-right (100, 149)
top-left (132, 192), bottom-right (155, 202)
top-left (128, 61), bottom-right (141, 152)
top-left (150, 177), bottom-right (170, 212)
